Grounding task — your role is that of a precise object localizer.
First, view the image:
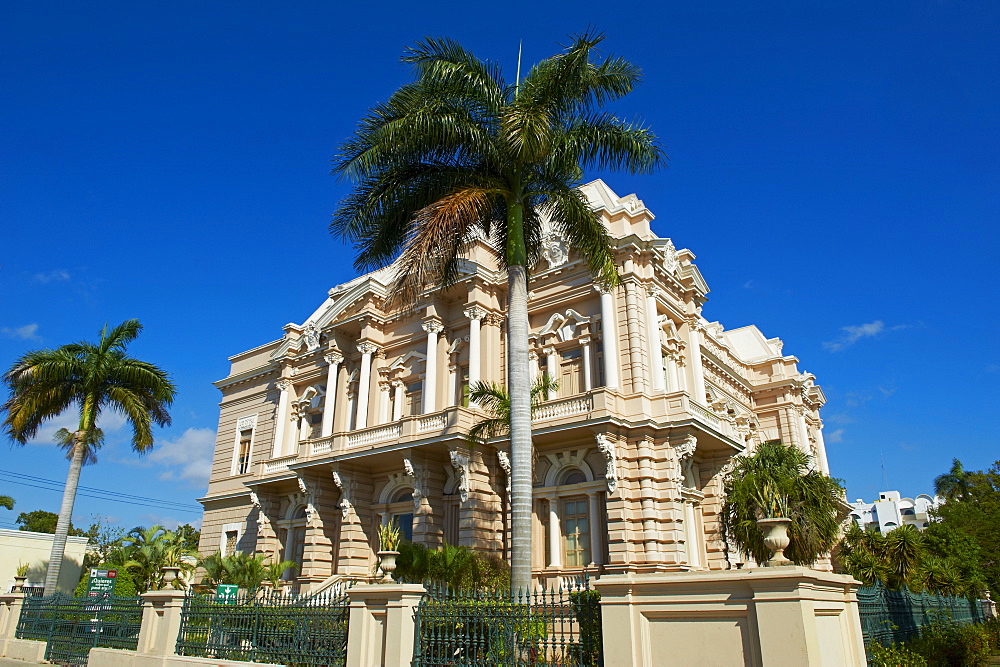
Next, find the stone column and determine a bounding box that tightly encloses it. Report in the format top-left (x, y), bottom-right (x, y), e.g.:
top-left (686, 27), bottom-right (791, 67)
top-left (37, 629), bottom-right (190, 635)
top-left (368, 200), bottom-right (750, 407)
top-left (422, 320), bottom-right (443, 414)
top-left (597, 286), bottom-right (620, 389)
top-left (664, 351), bottom-right (679, 392)
top-left (797, 409), bottom-right (813, 463)
top-left (637, 438), bottom-right (661, 562)
top-left (645, 288), bottom-right (666, 393)
top-left (346, 584), bottom-right (426, 667)
top-left (543, 346), bottom-right (558, 399)
top-left (579, 337), bottom-right (593, 392)
top-left (355, 342), bottom-right (378, 429)
top-left (297, 400), bottom-right (311, 444)
top-left (378, 381), bottom-right (392, 425)
top-left (392, 380), bottom-right (404, 421)
top-left (587, 491), bottom-right (602, 566)
top-left (136, 589), bottom-right (187, 657)
top-left (815, 425), bottom-right (831, 475)
top-left (528, 350), bottom-right (539, 383)
top-left (321, 352), bottom-right (343, 437)
top-left (685, 317), bottom-right (706, 403)
top-left (683, 499), bottom-right (702, 568)
top-left (272, 379), bottom-right (291, 458)
top-left (548, 496), bottom-right (562, 568)
top-left (465, 306), bottom-right (484, 399)
top-left (623, 281), bottom-right (647, 394)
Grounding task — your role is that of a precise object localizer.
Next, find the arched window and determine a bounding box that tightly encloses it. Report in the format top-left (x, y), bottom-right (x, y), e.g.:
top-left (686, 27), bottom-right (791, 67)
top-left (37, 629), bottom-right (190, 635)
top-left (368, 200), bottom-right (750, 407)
top-left (284, 506), bottom-right (308, 580)
top-left (561, 469), bottom-right (587, 486)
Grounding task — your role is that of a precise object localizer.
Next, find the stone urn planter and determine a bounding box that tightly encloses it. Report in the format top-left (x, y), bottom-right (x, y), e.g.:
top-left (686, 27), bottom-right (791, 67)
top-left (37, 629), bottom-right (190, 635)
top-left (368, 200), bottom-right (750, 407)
top-left (160, 566), bottom-right (182, 589)
top-left (377, 551), bottom-right (399, 583)
top-left (12, 575), bottom-right (27, 592)
top-left (756, 517), bottom-right (793, 566)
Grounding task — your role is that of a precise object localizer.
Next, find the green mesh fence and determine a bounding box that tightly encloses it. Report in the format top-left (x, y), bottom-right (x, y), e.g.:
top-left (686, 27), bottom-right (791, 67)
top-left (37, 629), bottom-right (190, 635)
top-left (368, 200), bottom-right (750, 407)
top-left (175, 584), bottom-right (352, 666)
top-left (412, 582), bottom-right (603, 666)
top-left (15, 592), bottom-right (143, 666)
top-left (858, 582), bottom-right (986, 647)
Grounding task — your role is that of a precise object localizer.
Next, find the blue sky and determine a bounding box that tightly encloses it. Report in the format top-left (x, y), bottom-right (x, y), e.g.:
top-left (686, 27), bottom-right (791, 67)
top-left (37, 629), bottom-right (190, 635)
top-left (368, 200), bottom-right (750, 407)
top-left (1, 1), bottom-right (997, 533)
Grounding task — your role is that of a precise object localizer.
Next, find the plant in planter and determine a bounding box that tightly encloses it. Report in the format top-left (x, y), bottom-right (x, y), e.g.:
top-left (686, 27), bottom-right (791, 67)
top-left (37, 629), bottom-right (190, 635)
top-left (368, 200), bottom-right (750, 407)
top-left (721, 440), bottom-right (845, 567)
top-left (377, 519), bottom-right (402, 583)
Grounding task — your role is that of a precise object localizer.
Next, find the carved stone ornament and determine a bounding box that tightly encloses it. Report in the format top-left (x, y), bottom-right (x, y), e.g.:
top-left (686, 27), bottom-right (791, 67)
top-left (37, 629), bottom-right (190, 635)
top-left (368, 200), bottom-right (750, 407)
top-left (449, 448), bottom-right (471, 504)
top-left (236, 415), bottom-right (257, 432)
top-left (358, 341), bottom-right (379, 356)
top-left (662, 238), bottom-right (678, 274)
top-left (276, 379), bottom-right (292, 392)
top-left (403, 458), bottom-right (424, 511)
top-left (324, 351), bottom-right (344, 366)
top-left (296, 476), bottom-right (320, 525)
top-left (463, 306), bottom-right (485, 321)
top-left (250, 491), bottom-right (271, 536)
top-left (540, 234), bottom-right (569, 269)
top-left (332, 471), bottom-right (353, 519)
top-left (421, 320), bottom-right (444, 335)
top-left (497, 450), bottom-right (512, 496)
top-left (595, 434), bottom-right (619, 495)
top-left (303, 324), bottom-right (321, 352)
top-left (671, 435), bottom-right (697, 487)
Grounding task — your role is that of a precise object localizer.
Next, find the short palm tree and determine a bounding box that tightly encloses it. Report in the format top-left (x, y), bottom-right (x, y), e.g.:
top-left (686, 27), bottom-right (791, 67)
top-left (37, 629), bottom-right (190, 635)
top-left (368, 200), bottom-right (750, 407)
top-left (1, 319), bottom-right (176, 593)
top-left (116, 525), bottom-right (198, 592)
top-left (466, 374), bottom-right (558, 446)
top-left (721, 440), bottom-right (845, 566)
top-left (934, 458), bottom-right (971, 502)
top-left (332, 33), bottom-right (664, 590)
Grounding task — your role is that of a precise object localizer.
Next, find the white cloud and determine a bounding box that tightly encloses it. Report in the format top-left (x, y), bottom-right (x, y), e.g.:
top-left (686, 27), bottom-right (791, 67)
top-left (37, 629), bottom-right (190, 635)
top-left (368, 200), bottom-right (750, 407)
top-left (825, 428), bottom-right (845, 443)
top-left (25, 409), bottom-right (128, 447)
top-left (823, 320), bottom-right (909, 352)
top-left (146, 428), bottom-right (216, 487)
top-left (33, 270), bottom-right (70, 284)
top-left (137, 514), bottom-right (202, 531)
top-left (1, 323), bottom-right (41, 341)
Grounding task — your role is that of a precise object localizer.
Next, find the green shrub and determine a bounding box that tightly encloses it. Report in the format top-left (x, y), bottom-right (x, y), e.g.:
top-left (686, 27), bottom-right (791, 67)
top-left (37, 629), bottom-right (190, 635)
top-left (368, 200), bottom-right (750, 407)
top-left (74, 569), bottom-right (137, 598)
top-left (866, 641), bottom-right (928, 666)
top-left (866, 618), bottom-right (1000, 667)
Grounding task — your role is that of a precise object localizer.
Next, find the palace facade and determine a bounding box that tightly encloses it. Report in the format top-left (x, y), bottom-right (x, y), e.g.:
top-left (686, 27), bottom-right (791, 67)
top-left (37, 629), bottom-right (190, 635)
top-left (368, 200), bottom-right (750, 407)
top-left (196, 180), bottom-right (831, 591)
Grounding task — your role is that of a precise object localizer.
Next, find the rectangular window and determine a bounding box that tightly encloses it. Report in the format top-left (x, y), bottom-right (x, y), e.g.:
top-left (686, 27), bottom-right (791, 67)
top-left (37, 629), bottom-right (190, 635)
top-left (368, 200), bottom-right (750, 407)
top-left (460, 367), bottom-right (470, 407)
top-left (563, 498), bottom-right (591, 567)
top-left (407, 382), bottom-right (423, 416)
top-left (225, 530), bottom-right (238, 555)
top-left (560, 349), bottom-right (583, 396)
top-left (595, 342), bottom-right (605, 387)
top-left (237, 430), bottom-right (252, 475)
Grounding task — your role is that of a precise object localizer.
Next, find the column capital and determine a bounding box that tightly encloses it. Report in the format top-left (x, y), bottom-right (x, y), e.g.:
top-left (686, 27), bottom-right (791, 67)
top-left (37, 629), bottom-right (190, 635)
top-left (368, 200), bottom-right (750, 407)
top-left (463, 305), bottom-right (486, 321)
top-left (324, 351), bottom-right (344, 366)
top-left (579, 336), bottom-right (591, 346)
top-left (542, 346), bottom-right (556, 357)
top-left (646, 284), bottom-right (662, 299)
top-left (391, 379), bottom-right (404, 389)
top-left (483, 312), bottom-right (505, 327)
top-left (358, 341), bottom-right (379, 355)
top-left (421, 319), bottom-right (444, 335)
top-left (594, 284), bottom-right (615, 296)
top-left (378, 380), bottom-right (392, 392)
top-left (276, 379), bottom-right (292, 392)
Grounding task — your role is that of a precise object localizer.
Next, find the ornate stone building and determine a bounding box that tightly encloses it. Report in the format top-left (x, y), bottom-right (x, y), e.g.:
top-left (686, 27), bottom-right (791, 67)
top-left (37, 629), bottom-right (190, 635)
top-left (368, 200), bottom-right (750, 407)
top-left (197, 180), bottom-right (831, 591)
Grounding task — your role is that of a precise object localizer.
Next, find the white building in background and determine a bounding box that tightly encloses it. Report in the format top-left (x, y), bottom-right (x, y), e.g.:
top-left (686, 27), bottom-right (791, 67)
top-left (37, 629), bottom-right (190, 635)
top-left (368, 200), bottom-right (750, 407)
top-left (849, 490), bottom-right (942, 534)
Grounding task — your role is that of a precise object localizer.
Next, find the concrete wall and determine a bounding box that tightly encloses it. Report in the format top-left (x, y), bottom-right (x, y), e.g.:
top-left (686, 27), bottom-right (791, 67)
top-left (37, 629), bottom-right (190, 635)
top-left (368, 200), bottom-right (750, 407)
top-left (0, 529), bottom-right (88, 594)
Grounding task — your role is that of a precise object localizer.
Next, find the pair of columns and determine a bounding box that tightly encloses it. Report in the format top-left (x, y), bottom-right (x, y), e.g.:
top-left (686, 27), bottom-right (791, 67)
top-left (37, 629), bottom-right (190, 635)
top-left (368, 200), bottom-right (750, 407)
top-left (544, 492), bottom-right (603, 569)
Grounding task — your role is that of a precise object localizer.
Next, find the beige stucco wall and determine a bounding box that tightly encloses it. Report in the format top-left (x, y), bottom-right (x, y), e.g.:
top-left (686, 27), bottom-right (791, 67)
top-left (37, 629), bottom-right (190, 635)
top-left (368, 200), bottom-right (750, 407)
top-left (0, 529), bottom-right (88, 594)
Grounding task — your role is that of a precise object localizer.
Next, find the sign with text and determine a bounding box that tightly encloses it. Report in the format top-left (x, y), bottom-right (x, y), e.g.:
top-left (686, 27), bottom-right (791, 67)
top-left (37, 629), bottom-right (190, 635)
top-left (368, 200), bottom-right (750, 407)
top-left (215, 584), bottom-right (239, 605)
top-left (86, 568), bottom-right (117, 597)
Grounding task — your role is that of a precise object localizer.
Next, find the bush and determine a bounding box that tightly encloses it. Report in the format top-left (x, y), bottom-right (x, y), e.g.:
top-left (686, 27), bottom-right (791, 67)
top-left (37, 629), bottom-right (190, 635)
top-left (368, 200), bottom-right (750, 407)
top-left (74, 569), bottom-right (137, 598)
top-left (866, 618), bottom-right (1000, 667)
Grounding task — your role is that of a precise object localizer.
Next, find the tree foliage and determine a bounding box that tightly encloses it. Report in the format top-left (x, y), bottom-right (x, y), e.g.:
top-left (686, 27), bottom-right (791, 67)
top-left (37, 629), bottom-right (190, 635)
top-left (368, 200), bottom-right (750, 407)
top-left (0, 494), bottom-right (13, 510)
top-left (465, 374), bottom-right (558, 446)
top-left (199, 551), bottom-right (299, 592)
top-left (393, 542), bottom-right (510, 591)
top-left (721, 440), bottom-right (845, 566)
top-left (98, 524), bottom-right (199, 593)
top-left (16, 509), bottom-right (85, 535)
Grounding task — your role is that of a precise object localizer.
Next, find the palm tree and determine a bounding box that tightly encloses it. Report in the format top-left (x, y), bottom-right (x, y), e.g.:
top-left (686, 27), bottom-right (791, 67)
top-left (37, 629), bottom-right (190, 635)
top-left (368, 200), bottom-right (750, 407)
top-left (466, 374), bottom-right (558, 446)
top-left (1, 319), bottom-right (176, 594)
top-left (331, 33), bottom-right (664, 591)
top-left (934, 458), bottom-right (971, 502)
top-left (0, 494), bottom-right (12, 511)
top-left (115, 525), bottom-right (198, 592)
top-left (721, 440), bottom-right (845, 566)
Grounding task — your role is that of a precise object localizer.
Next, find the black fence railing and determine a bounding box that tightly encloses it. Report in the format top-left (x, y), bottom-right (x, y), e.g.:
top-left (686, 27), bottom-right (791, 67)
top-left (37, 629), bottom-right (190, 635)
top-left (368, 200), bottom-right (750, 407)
top-left (15, 592), bottom-right (143, 666)
top-left (175, 584), bottom-right (352, 666)
top-left (412, 582), bottom-right (603, 666)
top-left (858, 582), bottom-right (985, 647)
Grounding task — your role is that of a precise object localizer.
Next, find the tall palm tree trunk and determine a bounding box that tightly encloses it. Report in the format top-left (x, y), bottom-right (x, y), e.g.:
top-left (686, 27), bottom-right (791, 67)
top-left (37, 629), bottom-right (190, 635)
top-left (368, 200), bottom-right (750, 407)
top-left (44, 434), bottom-right (85, 594)
top-left (507, 264), bottom-right (533, 593)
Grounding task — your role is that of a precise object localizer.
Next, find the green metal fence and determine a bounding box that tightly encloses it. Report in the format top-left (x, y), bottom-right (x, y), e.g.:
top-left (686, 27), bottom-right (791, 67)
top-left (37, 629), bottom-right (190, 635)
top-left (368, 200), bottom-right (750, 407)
top-left (858, 582), bottom-right (985, 647)
top-left (15, 592), bottom-right (143, 666)
top-left (412, 582), bottom-right (603, 666)
top-left (175, 584), bottom-right (352, 666)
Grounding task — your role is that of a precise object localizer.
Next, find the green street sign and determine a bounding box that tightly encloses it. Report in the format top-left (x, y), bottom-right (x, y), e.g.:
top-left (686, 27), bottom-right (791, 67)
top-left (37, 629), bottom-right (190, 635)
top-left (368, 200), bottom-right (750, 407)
top-left (215, 584), bottom-right (239, 604)
top-left (86, 568), bottom-right (117, 598)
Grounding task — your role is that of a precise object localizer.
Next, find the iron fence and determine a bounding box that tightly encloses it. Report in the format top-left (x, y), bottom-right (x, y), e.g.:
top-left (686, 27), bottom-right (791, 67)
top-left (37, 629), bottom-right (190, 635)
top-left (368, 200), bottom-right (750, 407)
top-left (858, 582), bottom-right (985, 647)
top-left (15, 592), bottom-right (143, 666)
top-left (412, 582), bottom-right (603, 666)
top-left (175, 584), bottom-right (352, 665)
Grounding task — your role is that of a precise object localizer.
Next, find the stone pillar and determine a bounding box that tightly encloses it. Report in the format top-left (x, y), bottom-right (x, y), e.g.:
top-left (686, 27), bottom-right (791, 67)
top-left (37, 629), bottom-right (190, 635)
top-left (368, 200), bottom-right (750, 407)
top-left (547, 496), bottom-right (562, 568)
top-left (528, 350), bottom-right (539, 383)
top-left (798, 409), bottom-right (813, 464)
top-left (422, 320), bottom-right (443, 414)
top-left (321, 352), bottom-right (343, 437)
top-left (378, 381), bottom-right (392, 425)
top-left (297, 400), bottom-right (311, 444)
top-left (645, 288), bottom-right (666, 393)
top-left (0, 593), bottom-right (26, 654)
top-left (355, 342), bottom-right (378, 429)
top-left (392, 380), bottom-right (404, 421)
top-left (580, 336), bottom-right (593, 391)
top-left (597, 286), bottom-right (620, 389)
top-left (683, 499), bottom-right (701, 568)
top-left (685, 317), bottom-right (706, 403)
top-left (272, 379), bottom-right (291, 458)
top-left (346, 584), bottom-right (425, 667)
top-left (136, 589), bottom-right (187, 657)
top-left (664, 351), bottom-right (679, 392)
top-left (637, 438), bottom-right (660, 562)
top-left (623, 281), bottom-right (648, 394)
top-left (815, 425), bottom-right (831, 475)
top-left (588, 491), bottom-right (602, 566)
top-left (465, 306), bottom-right (484, 399)
top-left (543, 346), bottom-right (558, 399)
